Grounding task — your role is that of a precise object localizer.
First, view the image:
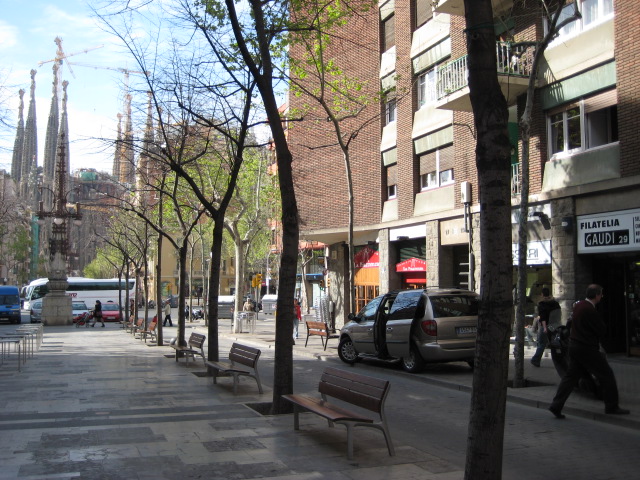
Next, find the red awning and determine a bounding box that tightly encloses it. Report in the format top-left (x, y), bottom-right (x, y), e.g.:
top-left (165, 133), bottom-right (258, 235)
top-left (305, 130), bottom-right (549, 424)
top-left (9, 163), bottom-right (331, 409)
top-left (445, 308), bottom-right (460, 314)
top-left (403, 274), bottom-right (427, 283)
top-left (354, 247), bottom-right (380, 268)
top-left (396, 257), bottom-right (427, 272)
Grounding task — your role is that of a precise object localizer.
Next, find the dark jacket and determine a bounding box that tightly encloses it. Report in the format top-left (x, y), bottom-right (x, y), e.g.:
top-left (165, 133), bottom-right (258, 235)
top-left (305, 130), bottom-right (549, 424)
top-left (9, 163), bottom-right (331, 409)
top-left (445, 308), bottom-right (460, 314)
top-left (570, 299), bottom-right (607, 349)
top-left (538, 297), bottom-right (561, 325)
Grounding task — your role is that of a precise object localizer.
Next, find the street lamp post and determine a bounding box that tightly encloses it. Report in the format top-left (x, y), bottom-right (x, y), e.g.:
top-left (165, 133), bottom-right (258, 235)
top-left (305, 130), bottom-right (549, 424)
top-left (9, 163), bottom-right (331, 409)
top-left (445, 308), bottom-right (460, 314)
top-left (36, 135), bottom-right (82, 326)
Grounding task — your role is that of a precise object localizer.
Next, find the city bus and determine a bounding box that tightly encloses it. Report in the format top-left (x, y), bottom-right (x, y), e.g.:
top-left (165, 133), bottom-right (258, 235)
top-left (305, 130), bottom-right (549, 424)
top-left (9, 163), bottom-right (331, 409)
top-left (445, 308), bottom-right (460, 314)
top-left (22, 277), bottom-right (136, 311)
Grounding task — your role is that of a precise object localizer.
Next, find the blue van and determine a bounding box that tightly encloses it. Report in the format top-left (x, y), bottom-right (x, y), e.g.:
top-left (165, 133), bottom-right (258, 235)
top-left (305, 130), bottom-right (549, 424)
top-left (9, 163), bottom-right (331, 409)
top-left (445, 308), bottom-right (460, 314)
top-left (0, 285), bottom-right (22, 324)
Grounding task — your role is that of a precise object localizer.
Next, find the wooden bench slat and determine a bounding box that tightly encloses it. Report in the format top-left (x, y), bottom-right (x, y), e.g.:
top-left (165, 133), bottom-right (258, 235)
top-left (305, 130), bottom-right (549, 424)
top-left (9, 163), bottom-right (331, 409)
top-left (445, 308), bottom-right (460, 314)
top-left (304, 321), bottom-right (338, 350)
top-left (282, 366), bottom-right (395, 460)
top-left (169, 332), bottom-right (206, 363)
top-left (204, 342), bottom-right (262, 395)
top-left (282, 394), bottom-right (374, 423)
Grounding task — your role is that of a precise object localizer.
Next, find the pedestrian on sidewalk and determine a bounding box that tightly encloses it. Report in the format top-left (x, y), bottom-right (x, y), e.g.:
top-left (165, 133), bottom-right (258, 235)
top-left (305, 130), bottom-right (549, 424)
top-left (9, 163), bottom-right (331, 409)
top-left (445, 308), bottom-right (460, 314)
top-left (91, 299), bottom-right (105, 327)
top-left (549, 284), bottom-right (630, 419)
top-left (531, 287), bottom-right (561, 367)
top-left (293, 298), bottom-right (301, 341)
top-left (163, 301), bottom-right (173, 327)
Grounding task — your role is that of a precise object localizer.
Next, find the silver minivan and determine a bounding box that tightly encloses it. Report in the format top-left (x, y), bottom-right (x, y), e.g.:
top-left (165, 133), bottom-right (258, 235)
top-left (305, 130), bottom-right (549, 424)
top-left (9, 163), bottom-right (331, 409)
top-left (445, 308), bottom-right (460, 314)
top-left (338, 288), bottom-right (479, 372)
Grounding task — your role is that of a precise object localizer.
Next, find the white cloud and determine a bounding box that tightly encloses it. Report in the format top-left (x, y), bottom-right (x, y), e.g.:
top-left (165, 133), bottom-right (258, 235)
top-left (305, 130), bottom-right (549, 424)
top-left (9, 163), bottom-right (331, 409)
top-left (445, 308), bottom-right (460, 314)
top-left (0, 20), bottom-right (19, 51)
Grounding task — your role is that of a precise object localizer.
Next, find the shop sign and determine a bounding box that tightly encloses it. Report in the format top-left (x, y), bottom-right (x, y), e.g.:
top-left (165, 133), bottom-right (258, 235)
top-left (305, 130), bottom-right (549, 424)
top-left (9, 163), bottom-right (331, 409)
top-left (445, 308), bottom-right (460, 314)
top-left (577, 208), bottom-right (640, 254)
top-left (512, 240), bottom-right (551, 265)
top-left (396, 257), bottom-right (427, 272)
top-left (354, 247), bottom-right (379, 268)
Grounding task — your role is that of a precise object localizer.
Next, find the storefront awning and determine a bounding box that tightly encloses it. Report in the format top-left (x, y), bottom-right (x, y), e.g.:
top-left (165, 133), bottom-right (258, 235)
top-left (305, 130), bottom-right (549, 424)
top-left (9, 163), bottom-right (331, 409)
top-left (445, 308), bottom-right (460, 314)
top-left (396, 257), bottom-right (427, 272)
top-left (355, 247), bottom-right (380, 268)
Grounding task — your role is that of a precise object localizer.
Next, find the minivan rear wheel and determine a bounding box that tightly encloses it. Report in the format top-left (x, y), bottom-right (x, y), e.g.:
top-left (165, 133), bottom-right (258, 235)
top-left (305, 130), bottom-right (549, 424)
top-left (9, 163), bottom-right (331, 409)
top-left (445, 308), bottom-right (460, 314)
top-left (338, 337), bottom-right (359, 364)
top-left (402, 344), bottom-right (425, 373)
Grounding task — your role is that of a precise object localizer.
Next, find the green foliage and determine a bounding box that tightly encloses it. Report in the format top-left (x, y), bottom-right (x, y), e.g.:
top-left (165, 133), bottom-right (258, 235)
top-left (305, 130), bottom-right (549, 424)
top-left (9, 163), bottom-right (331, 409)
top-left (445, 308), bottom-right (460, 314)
top-left (84, 247), bottom-right (120, 278)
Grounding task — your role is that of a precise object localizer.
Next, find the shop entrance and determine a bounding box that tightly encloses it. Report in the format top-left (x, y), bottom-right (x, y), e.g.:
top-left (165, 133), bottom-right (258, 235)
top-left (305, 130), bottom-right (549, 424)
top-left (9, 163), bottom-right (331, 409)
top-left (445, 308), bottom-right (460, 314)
top-left (512, 265), bottom-right (552, 318)
top-left (592, 256), bottom-right (639, 355)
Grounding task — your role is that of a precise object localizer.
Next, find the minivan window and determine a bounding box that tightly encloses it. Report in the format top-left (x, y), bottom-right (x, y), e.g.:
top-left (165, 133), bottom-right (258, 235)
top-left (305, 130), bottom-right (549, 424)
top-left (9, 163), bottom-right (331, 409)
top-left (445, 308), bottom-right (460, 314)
top-left (388, 290), bottom-right (422, 321)
top-left (0, 295), bottom-right (20, 304)
top-left (356, 296), bottom-right (383, 321)
top-left (430, 295), bottom-right (479, 318)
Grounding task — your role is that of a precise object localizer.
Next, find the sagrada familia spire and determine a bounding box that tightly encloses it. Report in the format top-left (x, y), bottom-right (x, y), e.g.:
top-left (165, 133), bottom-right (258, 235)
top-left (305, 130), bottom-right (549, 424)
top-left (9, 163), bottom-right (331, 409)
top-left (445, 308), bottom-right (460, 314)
top-left (19, 70), bottom-right (38, 205)
top-left (42, 63), bottom-right (60, 210)
top-left (10, 89), bottom-right (25, 182)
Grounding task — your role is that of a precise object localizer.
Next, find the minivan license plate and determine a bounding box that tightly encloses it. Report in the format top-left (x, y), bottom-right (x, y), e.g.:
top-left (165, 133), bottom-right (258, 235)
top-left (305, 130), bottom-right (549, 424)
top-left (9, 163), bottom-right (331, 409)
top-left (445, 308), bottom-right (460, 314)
top-left (456, 326), bottom-right (477, 335)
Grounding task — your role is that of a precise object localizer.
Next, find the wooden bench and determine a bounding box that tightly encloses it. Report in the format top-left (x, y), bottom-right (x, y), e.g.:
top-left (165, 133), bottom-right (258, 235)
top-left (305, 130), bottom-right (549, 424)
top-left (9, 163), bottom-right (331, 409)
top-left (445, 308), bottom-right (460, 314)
top-left (282, 367), bottom-right (394, 460)
top-left (204, 343), bottom-right (263, 395)
top-left (125, 318), bottom-right (144, 334)
top-left (304, 320), bottom-right (338, 351)
top-left (137, 320), bottom-right (157, 343)
top-left (169, 332), bottom-right (206, 363)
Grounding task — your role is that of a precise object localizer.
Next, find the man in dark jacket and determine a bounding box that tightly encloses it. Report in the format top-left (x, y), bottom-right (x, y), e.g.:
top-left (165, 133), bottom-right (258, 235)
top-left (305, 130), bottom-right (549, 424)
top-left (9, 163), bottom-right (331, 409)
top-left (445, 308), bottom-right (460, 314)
top-left (549, 284), bottom-right (629, 418)
top-left (531, 287), bottom-right (561, 367)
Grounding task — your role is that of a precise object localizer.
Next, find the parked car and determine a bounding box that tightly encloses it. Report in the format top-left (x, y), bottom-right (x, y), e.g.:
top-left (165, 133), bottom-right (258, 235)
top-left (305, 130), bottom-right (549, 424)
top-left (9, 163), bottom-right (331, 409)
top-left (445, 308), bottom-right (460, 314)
top-left (0, 285), bottom-right (22, 324)
top-left (100, 301), bottom-right (122, 322)
top-left (338, 288), bottom-right (480, 373)
top-left (71, 301), bottom-right (89, 323)
top-left (30, 299), bottom-right (43, 323)
top-left (32, 299), bottom-right (91, 323)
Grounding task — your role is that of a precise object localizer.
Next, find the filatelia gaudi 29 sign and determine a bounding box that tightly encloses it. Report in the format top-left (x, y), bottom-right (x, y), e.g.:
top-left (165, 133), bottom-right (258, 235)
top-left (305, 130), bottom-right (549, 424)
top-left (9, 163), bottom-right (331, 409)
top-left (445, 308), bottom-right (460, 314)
top-left (577, 208), bottom-right (640, 254)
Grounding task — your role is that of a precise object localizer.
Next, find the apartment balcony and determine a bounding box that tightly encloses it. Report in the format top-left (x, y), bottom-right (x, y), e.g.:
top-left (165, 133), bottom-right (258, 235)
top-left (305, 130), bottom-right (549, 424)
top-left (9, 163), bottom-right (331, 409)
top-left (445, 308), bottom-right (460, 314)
top-left (434, 0), bottom-right (513, 17)
top-left (435, 42), bottom-right (532, 112)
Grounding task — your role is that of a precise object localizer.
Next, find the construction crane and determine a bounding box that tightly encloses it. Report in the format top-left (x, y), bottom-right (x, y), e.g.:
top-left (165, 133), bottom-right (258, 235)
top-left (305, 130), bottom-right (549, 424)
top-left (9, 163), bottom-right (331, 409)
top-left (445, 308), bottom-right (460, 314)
top-left (38, 37), bottom-right (104, 79)
top-left (65, 62), bottom-right (148, 92)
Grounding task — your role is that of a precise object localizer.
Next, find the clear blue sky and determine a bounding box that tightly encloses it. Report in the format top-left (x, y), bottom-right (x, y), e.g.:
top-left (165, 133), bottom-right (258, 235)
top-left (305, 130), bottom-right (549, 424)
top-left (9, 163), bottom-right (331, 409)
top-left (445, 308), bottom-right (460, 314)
top-left (0, 0), bottom-right (143, 174)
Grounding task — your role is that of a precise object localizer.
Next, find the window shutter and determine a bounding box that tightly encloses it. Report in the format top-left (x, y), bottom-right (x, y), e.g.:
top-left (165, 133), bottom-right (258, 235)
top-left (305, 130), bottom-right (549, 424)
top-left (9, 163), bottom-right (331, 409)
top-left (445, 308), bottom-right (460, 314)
top-left (387, 164), bottom-right (397, 185)
top-left (584, 89), bottom-right (617, 113)
top-left (419, 151), bottom-right (436, 175)
top-left (438, 145), bottom-right (454, 170)
top-left (415, 0), bottom-right (433, 29)
top-left (384, 15), bottom-right (395, 50)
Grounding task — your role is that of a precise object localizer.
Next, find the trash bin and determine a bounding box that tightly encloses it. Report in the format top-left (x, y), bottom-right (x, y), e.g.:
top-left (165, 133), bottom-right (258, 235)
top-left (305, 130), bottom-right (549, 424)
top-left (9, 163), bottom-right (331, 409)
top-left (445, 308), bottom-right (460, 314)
top-left (261, 294), bottom-right (277, 314)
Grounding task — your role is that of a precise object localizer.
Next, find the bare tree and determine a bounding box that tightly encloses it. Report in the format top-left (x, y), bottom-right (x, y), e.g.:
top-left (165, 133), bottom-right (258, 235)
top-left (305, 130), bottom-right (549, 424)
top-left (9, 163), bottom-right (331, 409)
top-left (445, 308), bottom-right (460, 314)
top-left (288, 0), bottom-right (380, 315)
top-left (513, 0), bottom-right (580, 387)
top-left (219, 0), bottom-right (301, 413)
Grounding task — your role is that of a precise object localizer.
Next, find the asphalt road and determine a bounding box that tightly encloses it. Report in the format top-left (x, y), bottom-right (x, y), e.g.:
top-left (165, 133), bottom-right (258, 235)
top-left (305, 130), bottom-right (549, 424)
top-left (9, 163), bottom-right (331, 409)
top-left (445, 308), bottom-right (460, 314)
top-left (257, 345), bottom-right (640, 479)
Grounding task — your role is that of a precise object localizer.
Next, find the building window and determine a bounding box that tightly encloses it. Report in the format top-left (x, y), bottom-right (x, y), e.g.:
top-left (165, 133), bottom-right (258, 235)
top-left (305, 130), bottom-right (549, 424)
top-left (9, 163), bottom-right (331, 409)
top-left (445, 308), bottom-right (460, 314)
top-left (419, 145), bottom-right (454, 190)
top-left (414, 0), bottom-right (432, 30)
top-left (549, 106), bottom-right (581, 155)
top-left (386, 164), bottom-right (397, 200)
top-left (383, 14), bottom-right (395, 51)
top-left (417, 67), bottom-right (437, 109)
top-left (385, 98), bottom-right (397, 125)
top-left (550, 0), bottom-right (613, 41)
top-left (547, 91), bottom-right (618, 157)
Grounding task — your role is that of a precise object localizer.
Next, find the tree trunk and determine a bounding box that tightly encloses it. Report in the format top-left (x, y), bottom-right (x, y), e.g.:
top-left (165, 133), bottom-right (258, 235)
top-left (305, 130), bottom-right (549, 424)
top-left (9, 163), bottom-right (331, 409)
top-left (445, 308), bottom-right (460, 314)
top-left (344, 150), bottom-right (355, 315)
top-left (463, 1), bottom-right (513, 478)
top-left (233, 239), bottom-right (244, 333)
top-left (206, 219), bottom-right (224, 363)
top-left (177, 244), bottom-right (189, 347)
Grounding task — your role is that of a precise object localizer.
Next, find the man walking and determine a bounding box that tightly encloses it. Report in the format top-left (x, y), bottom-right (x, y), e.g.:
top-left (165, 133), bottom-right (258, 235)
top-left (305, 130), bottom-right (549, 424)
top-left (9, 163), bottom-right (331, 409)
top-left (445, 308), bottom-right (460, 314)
top-left (531, 287), bottom-right (561, 367)
top-left (549, 284), bottom-right (630, 418)
top-left (163, 301), bottom-right (173, 327)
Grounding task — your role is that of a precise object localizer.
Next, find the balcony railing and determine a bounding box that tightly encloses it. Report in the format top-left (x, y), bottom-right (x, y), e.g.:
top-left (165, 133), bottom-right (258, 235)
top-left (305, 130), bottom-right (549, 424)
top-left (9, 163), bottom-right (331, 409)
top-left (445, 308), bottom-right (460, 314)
top-left (437, 42), bottom-right (533, 100)
top-left (511, 163), bottom-right (521, 197)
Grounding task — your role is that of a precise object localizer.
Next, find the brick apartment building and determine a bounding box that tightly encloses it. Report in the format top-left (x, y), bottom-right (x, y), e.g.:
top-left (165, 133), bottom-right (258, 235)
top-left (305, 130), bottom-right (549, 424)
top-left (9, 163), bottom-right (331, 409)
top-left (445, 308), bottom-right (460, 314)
top-left (288, 0), bottom-right (640, 357)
